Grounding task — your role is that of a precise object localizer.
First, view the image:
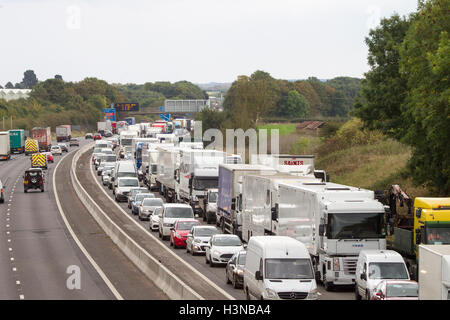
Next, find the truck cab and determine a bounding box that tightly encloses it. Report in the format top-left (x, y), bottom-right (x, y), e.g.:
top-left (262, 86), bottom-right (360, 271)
top-left (199, 188), bottom-right (218, 224)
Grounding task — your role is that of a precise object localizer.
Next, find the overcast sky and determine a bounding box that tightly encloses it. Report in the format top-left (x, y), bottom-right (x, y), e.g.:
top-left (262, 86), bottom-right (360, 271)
top-left (0, 0), bottom-right (418, 85)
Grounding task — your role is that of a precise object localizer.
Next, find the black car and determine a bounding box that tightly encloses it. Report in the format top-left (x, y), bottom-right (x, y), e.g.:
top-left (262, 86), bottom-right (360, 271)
top-left (225, 250), bottom-right (246, 289)
top-left (24, 168), bottom-right (45, 192)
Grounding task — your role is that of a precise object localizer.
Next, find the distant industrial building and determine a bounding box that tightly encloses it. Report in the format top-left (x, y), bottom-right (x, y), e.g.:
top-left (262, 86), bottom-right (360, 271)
top-left (0, 89), bottom-right (32, 101)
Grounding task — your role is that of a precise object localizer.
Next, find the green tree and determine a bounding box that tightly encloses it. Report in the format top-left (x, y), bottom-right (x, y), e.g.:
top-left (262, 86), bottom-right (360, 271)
top-left (399, 0), bottom-right (450, 193)
top-left (21, 70), bottom-right (38, 88)
top-left (353, 14), bottom-right (411, 139)
top-left (5, 82), bottom-right (14, 89)
top-left (282, 90), bottom-right (310, 117)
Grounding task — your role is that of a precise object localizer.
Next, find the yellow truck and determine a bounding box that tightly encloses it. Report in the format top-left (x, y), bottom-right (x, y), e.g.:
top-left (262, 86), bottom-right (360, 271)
top-left (31, 152), bottom-right (48, 170)
top-left (25, 138), bottom-right (39, 155)
top-left (388, 197), bottom-right (450, 279)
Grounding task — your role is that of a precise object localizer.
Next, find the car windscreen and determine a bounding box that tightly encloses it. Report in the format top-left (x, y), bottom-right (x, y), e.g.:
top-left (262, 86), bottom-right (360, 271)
top-left (164, 207), bottom-right (194, 218)
top-left (105, 155), bottom-right (116, 162)
top-left (177, 221), bottom-right (200, 231)
top-left (212, 236), bottom-right (242, 247)
top-left (93, 148), bottom-right (102, 153)
top-left (118, 179), bottom-right (139, 187)
top-left (27, 171), bottom-right (40, 177)
top-left (386, 283), bottom-right (418, 297)
top-left (265, 258), bottom-right (313, 280)
top-left (209, 192), bottom-right (218, 202)
top-left (135, 194), bottom-right (154, 201)
top-left (117, 172), bottom-right (137, 178)
top-left (368, 262), bottom-right (409, 280)
top-left (142, 198), bottom-right (164, 207)
top-left (238, 253), bottom-right (246, 265)
top-left (195, 228), bottom-right (218, 237)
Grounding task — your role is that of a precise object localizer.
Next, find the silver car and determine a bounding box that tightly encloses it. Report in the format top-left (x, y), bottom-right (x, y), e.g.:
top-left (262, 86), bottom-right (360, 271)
top-left (102, 169), bottom-right (112, 185)
top-left (127, 187), bottom-right (148, 209)
top-left (138, 198), bottom-right (164, 221)
top-left (186, 225), bottom-right (219, 255)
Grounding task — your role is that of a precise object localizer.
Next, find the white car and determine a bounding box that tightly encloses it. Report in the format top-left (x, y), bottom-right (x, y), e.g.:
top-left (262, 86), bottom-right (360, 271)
top-left (138, 197), bottom-right (164, 221)
top-left (205, 234), bottom-right (244, 267)
top-left (102, 169), bottom-right (112, 186)
top-left (50, 145), bottom-right (62, 155)
top-left (150, 207), bottom-right (163, 231)
top-left (114, 177), bottom-right (140, 202)
top-left (186, 225), bottom-right (219, 255)
top-left (158, 203), bottom-right (194, 240)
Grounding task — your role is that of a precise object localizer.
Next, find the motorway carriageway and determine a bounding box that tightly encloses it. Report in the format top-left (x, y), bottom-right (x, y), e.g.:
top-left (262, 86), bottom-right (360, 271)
top-left (0, 140), bottom-right (166, 300)
top-left (78, 144), bottom-right (354, 300)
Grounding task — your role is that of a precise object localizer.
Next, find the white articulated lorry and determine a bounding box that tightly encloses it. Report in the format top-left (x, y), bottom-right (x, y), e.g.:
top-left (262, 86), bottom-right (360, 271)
top-left (252, 154), bottom-right (329, 182)
top-left (176, 149), bottom-right (227, 216)
top-left (156, 145), bottom-right (180, 203)
top-left (244, 178), bottom-right (387, 291)
top-left (119, 130), bottom-right (139, 154)
top-left (145, 143), bottom-right (174, 191)
top-left (217, 164), bottom-right (277, 237)
top-left (418, 245), bottom-right (450, 300)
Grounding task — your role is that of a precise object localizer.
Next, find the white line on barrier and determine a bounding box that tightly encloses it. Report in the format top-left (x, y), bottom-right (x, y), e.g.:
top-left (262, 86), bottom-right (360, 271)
top-left (87, 146), bottom-right (236, 300)
top-left (73, 143), bottom-right (203, 300)
top-left (53, 147), bottom-right (123, 300)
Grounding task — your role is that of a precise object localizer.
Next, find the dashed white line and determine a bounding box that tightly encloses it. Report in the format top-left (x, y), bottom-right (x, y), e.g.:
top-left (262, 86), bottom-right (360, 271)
top-left (19, 294), bottom-right (24, 300)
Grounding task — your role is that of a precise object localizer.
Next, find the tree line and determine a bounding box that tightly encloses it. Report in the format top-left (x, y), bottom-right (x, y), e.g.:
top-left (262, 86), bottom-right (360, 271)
top-left (0, 74), bottom-right (124, 131)
top-left (115, 81), bottom-right (209, 110)
top-left (354, 0), bottom-right (449, 194)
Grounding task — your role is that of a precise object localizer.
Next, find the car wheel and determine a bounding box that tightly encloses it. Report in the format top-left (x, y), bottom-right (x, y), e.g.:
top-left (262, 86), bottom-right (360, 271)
top-left (170, 237), bottom-right (173, 246)
top-left (210, 258), bottom-right (215, 268)
top-left (245, 287), bottom-right (251, 300)
top-left (233, 275), bottom-right (240, 289)
top-left (205, 255), bottom-right (209, 264)
top-left (186, 245), bottom-right (190, 253)
top-left (0, 197), bottom-right (4, 203)
top-left (355, 286), bottom-right (362, 300)
top-left (41, 187), bottom-right (44, 192)
top-left (138, 214), bottom-right (142, 221)
top-left (158, 229), bottom-right (162, 239)
top-left (191, 245), bottom-right (196, 256)
top-left (24, 189), bottom-right (27, 193)
top-left (226, 271), bottom-right (231, 284)
top-left (365, 290), bottom-right (370, 301)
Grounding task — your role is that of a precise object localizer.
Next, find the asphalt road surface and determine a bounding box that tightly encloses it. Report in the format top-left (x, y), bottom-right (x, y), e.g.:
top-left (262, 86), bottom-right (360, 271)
top-left (0, 140), bottom-right (166, 300)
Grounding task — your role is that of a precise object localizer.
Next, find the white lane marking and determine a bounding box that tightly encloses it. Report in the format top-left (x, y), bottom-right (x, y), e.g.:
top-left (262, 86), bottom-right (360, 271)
top-left (88, 152), bottom-right (235, 300)
top-left (6, 231), bottom-right (10, 235)
top-left (7, 239), bottom-right (11, 242)
top-left (12, 267), bottom-right (17, 272)
top-left (10, 257), bottom-right (14, 261)
top-left (53, 150), bottom-right (123, 300)
top-left (16, 281), bottom-right (20, 285)
top-left (19, 294), bottom-right (24, 300)
top-left (6, 224), bottom-right (10, 228)
top-left (8, 248), bottom-right (12, 251)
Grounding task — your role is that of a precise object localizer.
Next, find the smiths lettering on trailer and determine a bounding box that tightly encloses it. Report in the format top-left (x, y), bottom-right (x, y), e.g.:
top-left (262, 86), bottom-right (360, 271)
top-left (114, 103), bottom-right (139, 112)
top-left (284, 160), bottom-right (304, 165)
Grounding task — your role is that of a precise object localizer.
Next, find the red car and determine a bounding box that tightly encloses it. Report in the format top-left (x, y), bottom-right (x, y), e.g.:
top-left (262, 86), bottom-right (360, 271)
top-left (170, 219), bottom-right (200, 249)
top-left (93, 133), bottom-right (102, 140)
top-left (44, 152), bottom-right (54, 163)
top-left (371, 280), bottom-right (418, 300)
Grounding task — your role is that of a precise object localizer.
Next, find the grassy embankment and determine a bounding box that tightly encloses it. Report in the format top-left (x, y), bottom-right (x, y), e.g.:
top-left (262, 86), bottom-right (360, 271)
top-left (257, 121), bottom-right (431, 198)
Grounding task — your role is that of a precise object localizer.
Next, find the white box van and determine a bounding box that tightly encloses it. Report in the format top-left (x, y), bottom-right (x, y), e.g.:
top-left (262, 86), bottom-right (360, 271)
top-left (243, 236), bottom-right (318, 300)
top-left (113, 160), bottom-right (137, 191)
top-left (355, 250), bottom-right (410, 300)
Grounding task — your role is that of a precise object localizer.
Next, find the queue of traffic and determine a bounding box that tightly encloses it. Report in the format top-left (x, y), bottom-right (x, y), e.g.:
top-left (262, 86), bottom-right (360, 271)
top-left (89, 119), bottom-right (450, 301)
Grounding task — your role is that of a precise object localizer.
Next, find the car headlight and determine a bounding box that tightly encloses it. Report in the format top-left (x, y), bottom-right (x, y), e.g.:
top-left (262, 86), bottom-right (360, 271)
top-left (265, 288), bottom-right (278, 299)
top-left (213, 250), bottom-right (220, 256)
top-left (307, 288), bottom-right (319, 300)
top-left (235, 269), bottom-right (243, 276)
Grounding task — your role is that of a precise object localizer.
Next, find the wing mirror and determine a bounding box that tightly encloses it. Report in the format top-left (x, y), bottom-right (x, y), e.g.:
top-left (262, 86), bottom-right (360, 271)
top-left (360, 273), bottom-right (367, 281)
top-left (255, 271), bottom-right (263, 281)
top-left (271, 203), bottom-right (278, 221)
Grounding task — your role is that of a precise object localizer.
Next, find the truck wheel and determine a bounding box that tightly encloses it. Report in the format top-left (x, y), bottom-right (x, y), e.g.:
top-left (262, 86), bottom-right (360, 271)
top-left (365, 290), bottom-right (370, 300)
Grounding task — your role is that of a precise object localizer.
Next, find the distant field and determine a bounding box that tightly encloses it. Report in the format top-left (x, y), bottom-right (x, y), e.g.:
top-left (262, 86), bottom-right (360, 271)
top-left (257, 123), bottom-right (297, 136)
